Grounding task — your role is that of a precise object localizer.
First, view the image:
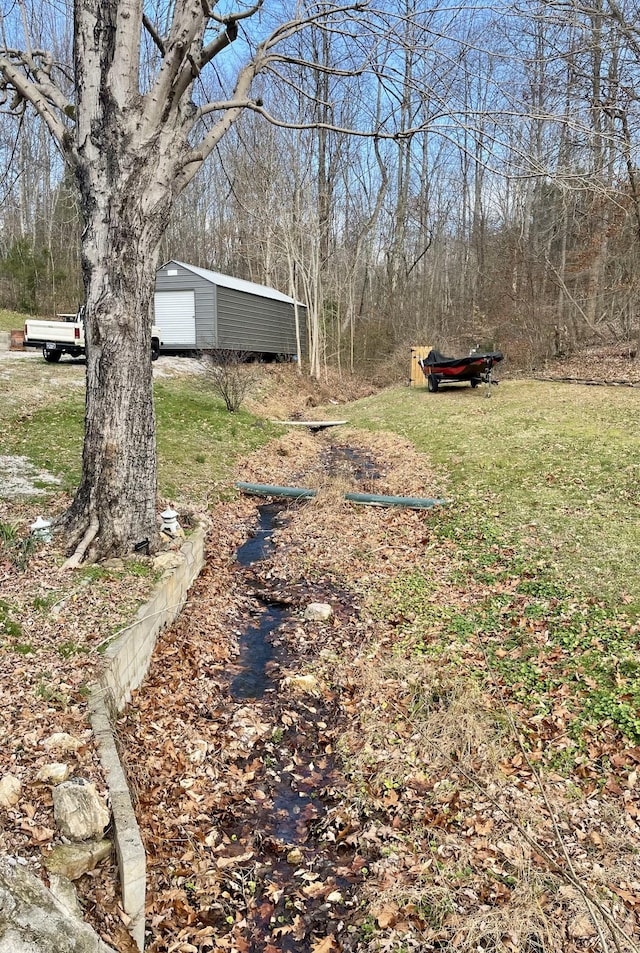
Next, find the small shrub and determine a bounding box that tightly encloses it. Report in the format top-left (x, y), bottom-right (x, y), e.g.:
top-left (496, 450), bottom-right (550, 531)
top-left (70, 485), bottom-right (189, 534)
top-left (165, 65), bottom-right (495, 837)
top-left (202, 349), bottom-right (258, 413)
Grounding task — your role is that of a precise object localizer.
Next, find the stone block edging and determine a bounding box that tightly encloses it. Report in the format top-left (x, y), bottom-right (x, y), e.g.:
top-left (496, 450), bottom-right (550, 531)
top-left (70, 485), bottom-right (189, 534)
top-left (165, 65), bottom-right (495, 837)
top-left (89, 527), bottom-right (206, 950)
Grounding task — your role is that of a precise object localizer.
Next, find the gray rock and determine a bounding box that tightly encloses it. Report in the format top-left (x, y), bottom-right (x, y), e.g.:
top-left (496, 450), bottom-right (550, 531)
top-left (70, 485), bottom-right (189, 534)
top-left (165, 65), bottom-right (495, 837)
top-left (36, 763), bottom-right (70, 785)
top-left (43, 840), bottom-right (112, 882)
top-left (166, 526), bottom-right (186, 540)
top-left (53, 779), bottom-right (110, 842)
top-left (0, 774), bottom-right (21, 809)
top-left (283, 673), bottom-right (320, 695)
top-left (0, 856), bottom-right (116, 952)
top-left (47, 873), bottom-right (82, 917)
top-left (304, 602), bottom-right (333, 621)
top-left (42, 732), bottom-right (82, 753)
top-left (153, 551), bottom-right (183, 572)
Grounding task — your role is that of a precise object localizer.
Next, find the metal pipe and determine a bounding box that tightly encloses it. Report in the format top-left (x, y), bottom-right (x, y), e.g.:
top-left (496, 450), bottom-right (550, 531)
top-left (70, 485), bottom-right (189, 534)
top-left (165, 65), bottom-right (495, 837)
top-left (235, 482), bottom-right (317, 499)
top-left (344, 491), bottom-right (447, 508)
top-left (235, 482), bottom-right (446, 509)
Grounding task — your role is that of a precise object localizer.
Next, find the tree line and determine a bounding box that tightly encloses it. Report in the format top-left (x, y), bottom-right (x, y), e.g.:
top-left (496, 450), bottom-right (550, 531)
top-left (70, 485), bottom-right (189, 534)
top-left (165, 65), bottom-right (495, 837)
top-left (2, 1), bottom-right (640, 376)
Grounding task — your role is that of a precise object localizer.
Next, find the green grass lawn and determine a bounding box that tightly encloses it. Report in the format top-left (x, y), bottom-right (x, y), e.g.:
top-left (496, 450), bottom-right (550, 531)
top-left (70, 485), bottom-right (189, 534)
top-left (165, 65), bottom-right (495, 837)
top-left (0, 308), bottom-right (30, 333)
top-left (3, 371), bottom-right (637, 605)
top-left (155, 378), bottom-right (276, 501)
top-left (345, 379), bottom-right (640, 610)
top-left (0, 368), bottom-right (276, 503)
top-left (345, 379), bottom-right (640, 744)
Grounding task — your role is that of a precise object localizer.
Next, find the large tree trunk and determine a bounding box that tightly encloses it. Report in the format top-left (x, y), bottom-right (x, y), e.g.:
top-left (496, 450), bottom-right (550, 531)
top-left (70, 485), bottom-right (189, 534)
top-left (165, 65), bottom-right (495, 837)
top-left (58, 182), bottom-right (168, 560)
top-left (57, 50), bottom-right (174, 560)
top-left (54, 0), bottom-right (179, 562)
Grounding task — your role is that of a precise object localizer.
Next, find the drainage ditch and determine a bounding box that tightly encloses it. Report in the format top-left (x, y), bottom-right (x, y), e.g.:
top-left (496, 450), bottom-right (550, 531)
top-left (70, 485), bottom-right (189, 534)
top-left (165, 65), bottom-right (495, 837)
top-left (211, 482), bottom-right (367, 950)
top-left (127, 445), bottom-right (386, 951)
top-left (321, 445), bottom-right (382, 486)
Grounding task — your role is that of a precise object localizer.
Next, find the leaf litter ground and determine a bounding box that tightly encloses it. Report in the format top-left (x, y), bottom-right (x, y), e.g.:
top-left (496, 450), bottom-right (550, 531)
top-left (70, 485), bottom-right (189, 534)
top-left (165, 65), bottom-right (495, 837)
top-left (115, 428), bottom-right (640, 953)
top-left (2, 353), bottom-right (640, 951)
top-left (0, 491), bottom-right (157, 952)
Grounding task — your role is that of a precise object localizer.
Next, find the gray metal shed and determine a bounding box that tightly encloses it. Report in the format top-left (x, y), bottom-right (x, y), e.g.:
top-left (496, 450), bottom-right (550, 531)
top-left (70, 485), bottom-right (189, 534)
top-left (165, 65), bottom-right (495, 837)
top-left (154, 260), bottom-right (306, 358)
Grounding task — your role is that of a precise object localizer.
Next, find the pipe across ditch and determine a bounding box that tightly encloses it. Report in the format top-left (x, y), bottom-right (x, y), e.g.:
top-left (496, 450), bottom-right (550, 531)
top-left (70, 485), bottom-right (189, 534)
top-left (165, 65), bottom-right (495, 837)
top-left (235, 482), bottom-right (317, 500)
top-left (235, 481), bottom-right (446, 509)
top-left (344, 490), bottom-right (447, 508)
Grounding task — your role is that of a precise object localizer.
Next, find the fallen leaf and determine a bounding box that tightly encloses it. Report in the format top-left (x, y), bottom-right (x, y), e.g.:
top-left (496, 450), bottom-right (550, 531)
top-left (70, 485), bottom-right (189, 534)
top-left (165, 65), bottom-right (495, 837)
top-left (376, 903), bottom-right (400, 929)
top-left (216, 850), bottom-right (254, 869)
top-left (311, 936), bottom-right (339, 953)
top-left (568, 914), bottom-right (596, 939)
top-left (265, 882), bottom-right (284, 904)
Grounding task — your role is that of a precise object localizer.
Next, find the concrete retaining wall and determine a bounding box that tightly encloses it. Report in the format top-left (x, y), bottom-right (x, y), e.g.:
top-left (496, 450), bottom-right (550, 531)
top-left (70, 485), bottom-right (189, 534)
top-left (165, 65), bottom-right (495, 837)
top-left (89, 527), bottom-right (206, 949)
top-left (99, 531), bottom-right (205, 711)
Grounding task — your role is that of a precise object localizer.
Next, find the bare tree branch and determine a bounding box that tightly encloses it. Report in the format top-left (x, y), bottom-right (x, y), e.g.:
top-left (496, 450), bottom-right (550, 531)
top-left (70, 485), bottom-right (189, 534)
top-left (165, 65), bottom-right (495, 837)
top-left (141, 0), bottom-right (208, 131)
top-left (177, 58), bottom-right (261, 189)
top-left (208, 0), bottom-right (264, 26)
top-left (260, 3), bottom-right (371, 54)
top-left (0, 54), bottom-right (74, 159)
top-left (263, 52), bottom-right (366, 77)
top-left (142, 13), bottom-right (166, 56)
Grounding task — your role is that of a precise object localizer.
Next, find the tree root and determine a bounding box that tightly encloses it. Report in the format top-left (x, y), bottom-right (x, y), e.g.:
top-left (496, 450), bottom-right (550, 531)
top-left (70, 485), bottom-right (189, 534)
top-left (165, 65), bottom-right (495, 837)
top-left (60, 516), bottom-right (100, 570)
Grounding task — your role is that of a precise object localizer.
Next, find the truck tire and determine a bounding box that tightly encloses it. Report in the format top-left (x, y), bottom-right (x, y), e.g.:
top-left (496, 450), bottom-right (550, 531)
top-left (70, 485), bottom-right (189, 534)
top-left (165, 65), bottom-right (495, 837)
top-left (151, 338), bottom-right (160, 361)
top-left (43, 347), bottom-right (62, 363)
top-left (427, 374), bottom-right (439, 392)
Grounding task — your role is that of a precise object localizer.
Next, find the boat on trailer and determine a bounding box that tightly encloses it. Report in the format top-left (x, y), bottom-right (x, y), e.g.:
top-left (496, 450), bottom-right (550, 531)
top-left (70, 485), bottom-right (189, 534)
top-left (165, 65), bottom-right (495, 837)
top-left (419, 348), bottom-right (503, 392)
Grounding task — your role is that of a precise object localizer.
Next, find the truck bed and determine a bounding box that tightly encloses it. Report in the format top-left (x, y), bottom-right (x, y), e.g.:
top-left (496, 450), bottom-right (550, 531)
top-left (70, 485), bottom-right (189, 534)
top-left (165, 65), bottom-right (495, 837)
top-left (24, 319), bottom-right (84, 347)
top-left (23, 316), bottom-right (164, 362)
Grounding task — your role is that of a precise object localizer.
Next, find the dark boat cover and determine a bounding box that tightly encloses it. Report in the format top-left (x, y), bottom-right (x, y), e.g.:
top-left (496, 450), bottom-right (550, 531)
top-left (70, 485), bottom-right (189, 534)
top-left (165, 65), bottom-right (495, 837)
top-left (422, 349), bottom-right (503, 368)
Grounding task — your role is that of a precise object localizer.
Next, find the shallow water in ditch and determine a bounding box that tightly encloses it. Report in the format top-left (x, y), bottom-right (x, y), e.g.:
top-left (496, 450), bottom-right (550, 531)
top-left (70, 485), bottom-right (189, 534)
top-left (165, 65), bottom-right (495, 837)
top-left (230, 603), bottom-right (287, 699)
top-left (236, 502), bottom-right (285, 568)
top-left (221, 501), bottom-right (362, 951)
top-left (322, 444), bottom-right (382, 484)
top-left (231, 504), bottom-right (288, 700)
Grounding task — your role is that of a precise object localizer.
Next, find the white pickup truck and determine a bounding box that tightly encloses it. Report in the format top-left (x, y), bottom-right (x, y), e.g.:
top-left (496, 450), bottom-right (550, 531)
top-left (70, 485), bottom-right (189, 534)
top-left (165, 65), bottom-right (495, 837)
top-left (23, 310), bottom-right (163, 363)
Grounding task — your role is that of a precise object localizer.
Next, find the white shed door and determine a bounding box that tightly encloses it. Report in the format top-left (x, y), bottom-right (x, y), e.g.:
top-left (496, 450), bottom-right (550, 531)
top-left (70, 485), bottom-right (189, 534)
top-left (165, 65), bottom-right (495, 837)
top-left (154, 291), bottom-right (196, 347)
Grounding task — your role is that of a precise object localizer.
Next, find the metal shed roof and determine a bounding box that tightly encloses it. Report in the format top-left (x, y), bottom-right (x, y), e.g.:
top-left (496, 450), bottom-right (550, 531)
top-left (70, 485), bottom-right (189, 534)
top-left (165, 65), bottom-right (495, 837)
top-left (165, 261), bottom-right (298, 305)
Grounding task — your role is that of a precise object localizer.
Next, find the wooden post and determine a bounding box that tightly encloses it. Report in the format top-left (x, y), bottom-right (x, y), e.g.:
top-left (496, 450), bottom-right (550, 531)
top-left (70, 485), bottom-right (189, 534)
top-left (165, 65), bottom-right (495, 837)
top-left (410, 347), bottom-right (431, 387)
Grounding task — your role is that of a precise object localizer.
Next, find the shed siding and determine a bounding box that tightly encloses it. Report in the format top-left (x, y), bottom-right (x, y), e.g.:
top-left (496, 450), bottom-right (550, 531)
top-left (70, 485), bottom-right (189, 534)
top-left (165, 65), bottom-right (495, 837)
top-left (155, 260), bottom-right (307, 355)
top-left (216, 287), bottom-right (304, 355)
top-left (154, 263), bottom-right (216, 349)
